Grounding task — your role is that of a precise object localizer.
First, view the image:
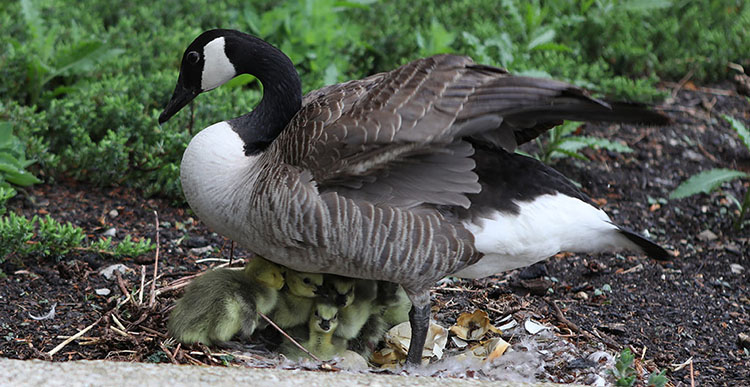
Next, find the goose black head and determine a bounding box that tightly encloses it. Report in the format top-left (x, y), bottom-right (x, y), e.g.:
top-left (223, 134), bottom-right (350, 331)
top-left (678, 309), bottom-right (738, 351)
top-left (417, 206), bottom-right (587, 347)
top-left (159, 29), bottom-right (239, 124)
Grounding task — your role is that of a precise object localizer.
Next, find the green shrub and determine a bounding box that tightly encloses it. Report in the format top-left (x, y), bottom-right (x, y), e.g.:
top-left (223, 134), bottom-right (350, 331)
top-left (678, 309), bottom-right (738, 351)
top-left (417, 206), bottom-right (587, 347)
top-left (0, 212), bottom-right (36, 260)
top-left (0, 211), bottom-right (156, 273)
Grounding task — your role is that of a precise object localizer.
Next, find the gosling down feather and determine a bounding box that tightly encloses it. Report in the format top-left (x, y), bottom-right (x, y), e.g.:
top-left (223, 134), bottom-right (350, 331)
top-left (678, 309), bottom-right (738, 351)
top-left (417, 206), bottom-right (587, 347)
top-left (160, 29), bottom-right (670, 366)
top-left (168, 257), bottom-right (284, 346)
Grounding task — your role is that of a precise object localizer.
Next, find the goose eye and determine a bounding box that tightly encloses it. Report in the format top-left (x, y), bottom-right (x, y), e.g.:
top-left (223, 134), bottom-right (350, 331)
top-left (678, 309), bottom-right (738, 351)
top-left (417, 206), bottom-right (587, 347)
top-left (186, 51), bottom-right (200, 64)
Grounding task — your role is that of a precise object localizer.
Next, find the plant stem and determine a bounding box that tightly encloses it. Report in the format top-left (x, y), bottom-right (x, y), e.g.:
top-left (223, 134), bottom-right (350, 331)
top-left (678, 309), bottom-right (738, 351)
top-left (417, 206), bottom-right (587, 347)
top-left (734, 188), bottom-right (750, 231)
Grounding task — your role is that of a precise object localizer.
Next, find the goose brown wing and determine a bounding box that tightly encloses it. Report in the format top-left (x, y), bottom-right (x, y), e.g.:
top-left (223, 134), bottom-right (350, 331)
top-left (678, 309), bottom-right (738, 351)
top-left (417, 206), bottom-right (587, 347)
top-left (277, 54), bottom-right (667, 209)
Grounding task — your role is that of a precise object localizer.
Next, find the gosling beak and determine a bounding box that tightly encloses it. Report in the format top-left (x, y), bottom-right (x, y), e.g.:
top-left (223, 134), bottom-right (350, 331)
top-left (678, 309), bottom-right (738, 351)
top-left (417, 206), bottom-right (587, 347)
top-left (159, 80), bottom-right (199, 124)
top-left (319, 320), bottom-right (331, 332)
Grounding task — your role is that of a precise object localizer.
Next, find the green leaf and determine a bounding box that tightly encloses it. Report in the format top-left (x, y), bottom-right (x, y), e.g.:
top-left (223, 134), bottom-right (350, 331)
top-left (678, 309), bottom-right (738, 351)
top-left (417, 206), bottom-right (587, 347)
top-left (527, 29), bottom-right (556, 50)
top-left (577, 136), bottom-right (634, 153)
top-left (647, 369), bottom-right (668, 387)
top-left (52, 41), bottom-right (124, 80)
top-left (224, 74), bottom-right (257, 88)
top-left (0, 163), bottom-right (41, 186)
top-left (670, 169), bottom-right (749, 199)
top-left (529, 42), bottom-right (572, 52)
top-left (20, 0), bottom-right (45, 39)
top-left (0, 123), bottom-right (12, 149)
top-left (556, 138), bottom-right (590, 153)
top-left (619, 0), bottom-right (672, 12)
top-left (722, 114), bottom-right (750, 152)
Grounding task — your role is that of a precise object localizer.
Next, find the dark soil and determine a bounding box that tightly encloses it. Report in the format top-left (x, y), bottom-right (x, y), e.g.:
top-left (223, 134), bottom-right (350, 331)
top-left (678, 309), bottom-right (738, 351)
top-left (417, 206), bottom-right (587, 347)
top-left (1, 83), bottom-right (748, 386)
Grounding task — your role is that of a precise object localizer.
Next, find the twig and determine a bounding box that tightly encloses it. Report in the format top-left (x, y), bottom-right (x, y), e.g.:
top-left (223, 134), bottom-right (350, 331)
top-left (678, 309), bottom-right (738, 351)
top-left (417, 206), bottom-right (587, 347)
top-left (547, 299), bottom-right (581, 334)
top-left (160, 341), bottom-right (180, 365)
top-left (138, 265), bottom-right (146, 306)
top-left (195, 258), bottom-right (232, 264)
top-left (433, 287), bottom-right (482, 293)
top-left (183, 351), bottom-right (206, 366)
top-left (149, 210), bottom-right (160, 308)
top-left (258, 311), bottom-right (321, 362)
top-left (111, 314), bottom-right (128, 332)
top-left (48, 318), bottom-right (101, 356)
top-left (115, 271), bottom-right (132, 305)
top-left (662, 82), bottom-right (735, 96)
top-left (696, 142), bottom-right (719, 163)
top-left (547, 299), bottom-right (620, 350)
top-left (229, 240), bottom-right (235, 266)
top-left (138, 325), bottom-right (169, 338)
top-left (690, 358), bottom-right (695, 387)
top-left (110, 326), bottom-right (131, 337)
top-left (154, 263), bottom-right (234, 296)
top-left (671, 68), bottom-right (695, 99)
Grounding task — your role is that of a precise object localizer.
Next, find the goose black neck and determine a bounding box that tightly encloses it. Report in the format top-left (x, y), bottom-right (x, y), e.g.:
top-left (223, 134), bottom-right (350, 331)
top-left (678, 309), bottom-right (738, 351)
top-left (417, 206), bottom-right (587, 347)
top-left (224, 31), bottom-right (302, 155)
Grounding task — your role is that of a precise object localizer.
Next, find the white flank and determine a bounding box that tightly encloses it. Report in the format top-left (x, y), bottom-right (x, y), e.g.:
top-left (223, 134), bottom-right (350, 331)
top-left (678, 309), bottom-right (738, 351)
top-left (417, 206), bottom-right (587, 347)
top-left (180, 122), bottom-right (261, 243)
top-left (454, 193), bottom-right (632, 278)
top-left (201, 37), bottom-right (237, 91)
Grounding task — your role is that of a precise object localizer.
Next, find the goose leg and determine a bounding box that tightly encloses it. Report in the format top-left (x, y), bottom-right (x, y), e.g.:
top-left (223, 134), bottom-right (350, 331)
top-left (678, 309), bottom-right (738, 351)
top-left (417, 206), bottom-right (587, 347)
top-left (405, 290), bottom-right (431, 367)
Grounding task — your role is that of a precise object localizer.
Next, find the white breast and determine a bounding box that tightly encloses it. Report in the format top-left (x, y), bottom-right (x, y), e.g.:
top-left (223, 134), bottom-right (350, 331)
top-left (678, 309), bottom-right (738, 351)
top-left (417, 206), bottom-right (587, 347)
top-left (180, 121), bottom-right (261, 244)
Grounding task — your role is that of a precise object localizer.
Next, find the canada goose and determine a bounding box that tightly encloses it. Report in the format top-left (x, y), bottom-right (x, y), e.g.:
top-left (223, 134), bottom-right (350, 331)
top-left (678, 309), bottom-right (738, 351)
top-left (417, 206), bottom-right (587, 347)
top-left (348, 312), bottom-right (389, 359)
top-left (323, 277), bottom-right (408, 358)
top-left (279, 301), bottom-right (347, 361)
top-left (270, 269), bottom-right (323, 328)
top-left (376, 281), bottom-right (412, 327)
top-left (322, 276), bottom-right (378, 340)
top-left (168, 257), bottom-right (284, 345)
top-left (159, 29), bottom-right (670, 366)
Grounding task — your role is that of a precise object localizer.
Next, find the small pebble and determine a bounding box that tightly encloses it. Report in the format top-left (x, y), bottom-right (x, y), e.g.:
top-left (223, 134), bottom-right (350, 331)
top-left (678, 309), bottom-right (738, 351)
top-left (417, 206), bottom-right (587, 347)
top-left (99, 264), bottom-right (129, 280)
top-left (190, 246), bottom-right (213, 255)
top-left (574, 291), bottom-right (589, 301)
top-left (730, 263), bottom-right (745, 274)
top-left (102, 227), bottom-right (117, 237)
top-left (697, 229), bottom-right (718, 242)
top-left (108, 209), bottom-right (119, 218)
top-left (95, 288), bottom-right (111, 296)
top-left (184, 235), bottom-right (209, 248)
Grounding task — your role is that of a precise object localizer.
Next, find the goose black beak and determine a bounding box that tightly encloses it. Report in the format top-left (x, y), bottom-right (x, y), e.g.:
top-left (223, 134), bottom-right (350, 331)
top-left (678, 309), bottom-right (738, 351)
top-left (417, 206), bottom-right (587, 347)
top-left (159, 81), bottom-right (199, 124)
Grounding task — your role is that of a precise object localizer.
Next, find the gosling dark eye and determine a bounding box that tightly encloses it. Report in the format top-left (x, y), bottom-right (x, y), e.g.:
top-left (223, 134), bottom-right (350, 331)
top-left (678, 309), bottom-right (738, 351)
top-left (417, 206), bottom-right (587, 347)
top-left (303, 277), bottom-right (311, 285)
top-left (186, 51), bottom-right (200, 64)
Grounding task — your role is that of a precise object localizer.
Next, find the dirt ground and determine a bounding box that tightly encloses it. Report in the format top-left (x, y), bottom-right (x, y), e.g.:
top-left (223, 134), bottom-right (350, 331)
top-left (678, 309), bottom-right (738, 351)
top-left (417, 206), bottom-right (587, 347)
top-left (1, 82), bottom-right (748, 386)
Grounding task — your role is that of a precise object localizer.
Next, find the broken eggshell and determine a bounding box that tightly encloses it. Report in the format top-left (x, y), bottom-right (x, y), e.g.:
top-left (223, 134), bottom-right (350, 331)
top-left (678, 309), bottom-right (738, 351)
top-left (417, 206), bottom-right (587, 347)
top-left (384, 321), bottom-right (449, 361)
top-left (524, 319), bottom-right (549, 335)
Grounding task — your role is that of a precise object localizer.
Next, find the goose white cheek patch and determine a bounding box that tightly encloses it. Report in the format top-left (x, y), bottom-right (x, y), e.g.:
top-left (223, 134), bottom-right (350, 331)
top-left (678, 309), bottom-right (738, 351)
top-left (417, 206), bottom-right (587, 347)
top-left (201, 37), bottom-right (237, 91)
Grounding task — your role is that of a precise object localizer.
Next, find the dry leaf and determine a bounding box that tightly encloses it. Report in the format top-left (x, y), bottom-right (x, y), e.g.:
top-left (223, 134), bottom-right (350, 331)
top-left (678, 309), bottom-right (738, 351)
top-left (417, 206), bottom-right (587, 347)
top-left (371, 347), bottom-right (402, 366)
top-left (449, 310), bottom-right (502, 341)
